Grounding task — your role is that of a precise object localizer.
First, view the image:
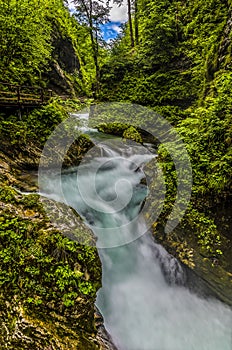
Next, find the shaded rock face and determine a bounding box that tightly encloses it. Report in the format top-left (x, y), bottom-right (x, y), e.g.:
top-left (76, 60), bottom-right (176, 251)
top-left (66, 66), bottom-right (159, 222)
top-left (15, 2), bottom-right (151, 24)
top-left (0, 298), bottom-right (118, 350)
top-left (152, 225), bottom-right (232, 306)
top-left (45, 36), bottom-right (80, 96)
top-left (144, 158), bottom-right (232, 307)
top-left (46, 61), bottom-right (72, 95)
top-left (95, 307), bottom-right (118, 350)
top-left (46, 61), bottom-right (74, 97)
top-left (53, 37), bottom-right (80, 74)
top-left (0, 129), bottom-right (94, 173)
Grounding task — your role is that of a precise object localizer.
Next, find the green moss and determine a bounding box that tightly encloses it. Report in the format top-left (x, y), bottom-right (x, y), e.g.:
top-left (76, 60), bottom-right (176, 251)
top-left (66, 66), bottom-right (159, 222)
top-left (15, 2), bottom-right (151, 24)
top-left (97, 122), bottom-right (144, 144)
top-left (0, 185), bottom-right (101, 312)
top-left (0, 185), bottom-right (19, 204)
top-left (183, 208), bottom-right (223, 257)
top-left (97, 121), bottom-right (129, 135)
top-left (20, 194), bottom-right (44, 210)
top-left (123, 126), bottom-right (143, 143)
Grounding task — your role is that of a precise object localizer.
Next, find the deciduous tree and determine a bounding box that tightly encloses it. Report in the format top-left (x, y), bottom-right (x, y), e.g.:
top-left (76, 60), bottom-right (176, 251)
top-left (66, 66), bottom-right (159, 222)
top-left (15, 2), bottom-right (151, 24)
top-left (0, 0), bottom-right (52, 84)
top-left (73, 0), bottom-right (110, 95)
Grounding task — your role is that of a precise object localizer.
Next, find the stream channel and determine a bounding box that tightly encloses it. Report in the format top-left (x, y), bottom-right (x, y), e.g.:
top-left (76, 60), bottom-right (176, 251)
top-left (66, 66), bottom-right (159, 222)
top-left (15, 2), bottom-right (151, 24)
top-left (40, 112), bottom-right (232, 350)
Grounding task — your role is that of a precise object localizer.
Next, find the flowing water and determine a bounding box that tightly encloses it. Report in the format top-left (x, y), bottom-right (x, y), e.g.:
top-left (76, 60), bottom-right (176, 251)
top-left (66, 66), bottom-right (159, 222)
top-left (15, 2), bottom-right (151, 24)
top-left (40, 113), bottom-right (232, 350)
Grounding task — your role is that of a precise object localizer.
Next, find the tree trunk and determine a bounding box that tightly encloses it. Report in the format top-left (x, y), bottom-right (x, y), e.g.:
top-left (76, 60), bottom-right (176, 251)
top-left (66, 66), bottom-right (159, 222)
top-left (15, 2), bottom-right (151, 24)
top-left (127, 0), bottom-right (134, 48)
top-left (89, 15), bottom-right (99, 96)
top-left (134, 0), bottom-right (139, 45)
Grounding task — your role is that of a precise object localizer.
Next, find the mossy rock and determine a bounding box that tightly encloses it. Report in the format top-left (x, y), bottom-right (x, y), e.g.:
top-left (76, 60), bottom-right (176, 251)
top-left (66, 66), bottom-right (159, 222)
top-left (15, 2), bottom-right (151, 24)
top-left (97, 122), bottom-right (129, 136)
top-left (123, 126), bottom-right (143, 144)
top-left (96, 122), bottom-right (144, 144)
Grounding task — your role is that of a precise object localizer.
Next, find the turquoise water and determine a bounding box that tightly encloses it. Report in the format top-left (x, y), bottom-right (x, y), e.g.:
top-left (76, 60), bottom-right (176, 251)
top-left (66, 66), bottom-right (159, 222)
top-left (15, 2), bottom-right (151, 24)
top-left (40, 124), bottom-right (232, 350)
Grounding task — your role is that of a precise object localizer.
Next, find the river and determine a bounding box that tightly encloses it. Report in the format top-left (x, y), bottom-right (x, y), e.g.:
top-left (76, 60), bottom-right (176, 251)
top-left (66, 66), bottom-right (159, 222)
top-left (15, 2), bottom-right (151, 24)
top-left (39, 113), bottom-right (232, 350)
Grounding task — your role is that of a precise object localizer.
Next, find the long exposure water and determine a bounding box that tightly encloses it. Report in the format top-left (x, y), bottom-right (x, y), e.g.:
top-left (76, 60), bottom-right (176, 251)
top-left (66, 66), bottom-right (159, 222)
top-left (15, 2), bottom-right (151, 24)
top-left (40, 113), bottom-right (232, 350)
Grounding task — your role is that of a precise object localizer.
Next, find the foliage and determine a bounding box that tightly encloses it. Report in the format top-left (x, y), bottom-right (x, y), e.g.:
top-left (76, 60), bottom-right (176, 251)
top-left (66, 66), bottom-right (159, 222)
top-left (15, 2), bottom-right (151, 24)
top-left (99, 0), bottom-right (228, 107)
top-left (139, 0), bottom-right (178, 65)
top-left (0, 100), bottom-right (67, 151)
top-left (0, 0), bottom-right (53, 84)
top-left (184, 208), bottom-right (223, 257)
top-left (97, 122), bottom-right (143, 143)
top-left (177, 71), bottom-right (232, 198)
top-left (73, 0), bottom-right (110, 95)
top-left (0, 187), bottom-right (101, 311)
top-left (97, 122), bottom-right (129, 135)
top-left (99, 0), bottom-right (232, 204)
top-left (26, 101), bottom-right (68, 143)
top-left (123, 126), bottom-right (143, 143)
top-left (0, 0), bottom-right (98, 94)
top-left (0, 0), bottom-right (231, 310)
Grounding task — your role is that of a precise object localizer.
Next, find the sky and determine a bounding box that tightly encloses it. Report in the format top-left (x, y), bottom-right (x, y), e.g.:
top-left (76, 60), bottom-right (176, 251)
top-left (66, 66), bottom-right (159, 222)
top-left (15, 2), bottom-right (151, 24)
top-left (67, 0), bottom-right (127, 41)
top-left (100, 21), bottom-right (123, 42)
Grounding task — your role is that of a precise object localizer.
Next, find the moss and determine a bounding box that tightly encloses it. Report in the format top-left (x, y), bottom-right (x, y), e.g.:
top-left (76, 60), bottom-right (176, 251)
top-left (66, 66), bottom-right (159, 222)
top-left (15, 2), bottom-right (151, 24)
top-left (183, 209), bottom-right (223, 257)
top-left (0, 185), bottom-right (19, 204)
top-left (96, 122), bottom-right (145, 144)
top-left (123, 126), bottom-right (143, 143)
top-left (0, 295), bottom-right (99, 349)
top-left (97, 122), bottom-right (129, 135)
top-left (0, 97), bottom-right (112, 348)
top-left (170, 239), bottom-right (195, 269)
top-left (0, 202), bottom-right (101, 305)
top-left (0, 172), bottom-right (102, 348)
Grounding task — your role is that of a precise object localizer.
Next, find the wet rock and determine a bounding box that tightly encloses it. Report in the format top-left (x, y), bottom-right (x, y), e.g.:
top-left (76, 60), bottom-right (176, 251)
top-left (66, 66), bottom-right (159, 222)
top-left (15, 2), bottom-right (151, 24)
top-left (94, 307), bottom-right (118, 350)
top-left (152, 226), bottom-right (232, 306)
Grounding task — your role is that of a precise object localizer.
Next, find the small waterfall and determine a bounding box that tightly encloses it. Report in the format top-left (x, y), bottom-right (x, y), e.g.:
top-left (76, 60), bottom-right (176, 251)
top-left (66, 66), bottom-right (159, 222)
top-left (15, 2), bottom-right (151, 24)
top-left (40, 124), bottom-right (232, 350)
top-left (152, 243), bottom-right (186, 286)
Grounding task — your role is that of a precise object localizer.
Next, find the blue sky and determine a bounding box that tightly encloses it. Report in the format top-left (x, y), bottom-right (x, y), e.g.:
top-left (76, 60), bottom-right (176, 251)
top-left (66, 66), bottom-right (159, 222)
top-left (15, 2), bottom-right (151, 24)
top-left (101, 21), bottom-right (123, 42)
top-left (68, 0), bottom-right (127, 41)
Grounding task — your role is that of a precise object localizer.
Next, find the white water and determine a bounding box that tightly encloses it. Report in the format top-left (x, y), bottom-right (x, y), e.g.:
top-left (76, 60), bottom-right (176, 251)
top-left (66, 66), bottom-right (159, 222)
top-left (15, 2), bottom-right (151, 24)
top-left (98, 237), bottom-right (232, 350)
top-left (40, 118), bottom-right (232, 350)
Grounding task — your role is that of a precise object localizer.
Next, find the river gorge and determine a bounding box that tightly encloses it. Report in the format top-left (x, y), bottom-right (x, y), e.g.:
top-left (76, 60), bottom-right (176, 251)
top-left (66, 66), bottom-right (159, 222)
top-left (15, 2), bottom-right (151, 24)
top-left (38, 112), bottom-right (232, 350)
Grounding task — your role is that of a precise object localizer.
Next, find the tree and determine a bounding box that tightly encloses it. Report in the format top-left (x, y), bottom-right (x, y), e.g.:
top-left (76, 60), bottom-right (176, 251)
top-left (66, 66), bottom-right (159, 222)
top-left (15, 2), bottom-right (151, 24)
top-left (127, 0), bottom-right (135, 48)
top-left (0, 0), bottom-right (52, 84)
top-left (73, 0), bottom-right (110, 95)
top-left (139, 0), bottom-right (177, 66)
top-left (134, 0), bottom-right (139, 45)
top-left (113, 0), bottom-right (135, 48)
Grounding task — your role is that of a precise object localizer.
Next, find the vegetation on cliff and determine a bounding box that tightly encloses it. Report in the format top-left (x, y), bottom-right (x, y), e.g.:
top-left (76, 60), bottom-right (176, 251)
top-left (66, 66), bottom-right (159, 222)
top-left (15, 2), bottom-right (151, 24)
top-left (0, 0), bottom-right (98, 95)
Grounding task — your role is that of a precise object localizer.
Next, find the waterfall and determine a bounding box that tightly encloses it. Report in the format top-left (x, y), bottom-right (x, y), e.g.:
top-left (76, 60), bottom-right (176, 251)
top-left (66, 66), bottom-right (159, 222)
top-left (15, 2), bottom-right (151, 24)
top-left (40, 115), bottom-right (232, 350)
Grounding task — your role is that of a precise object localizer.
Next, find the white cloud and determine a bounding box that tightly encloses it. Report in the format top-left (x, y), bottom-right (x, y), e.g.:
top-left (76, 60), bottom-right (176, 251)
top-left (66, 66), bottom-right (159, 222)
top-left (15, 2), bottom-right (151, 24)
top-left (67, 0), bottom-right (73, 6)
top-left (109, 1), bottom-right (127, 23)
top-left (111, 24), bottom-right (122, 34)
top-left (67, 0), bottom-right (75, 11)
top-left (68, 0), bottom-right (128, 23)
